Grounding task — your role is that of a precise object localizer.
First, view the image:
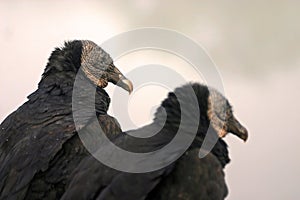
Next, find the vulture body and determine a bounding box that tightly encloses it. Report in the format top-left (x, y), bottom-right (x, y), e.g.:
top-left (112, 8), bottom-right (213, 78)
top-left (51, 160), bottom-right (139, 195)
top-left (0, 40), bottom-right (130, 199)
top-left (61, 83), bottom-right (248, 200)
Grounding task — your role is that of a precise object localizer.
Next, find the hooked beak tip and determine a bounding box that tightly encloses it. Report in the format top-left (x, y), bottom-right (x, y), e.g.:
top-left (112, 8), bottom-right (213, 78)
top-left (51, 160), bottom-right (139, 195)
top-left (236, 127), bottom-right (248, 142)
top-left (118, 78), bottom-right (133, 94)
top-left (241, 129), bottom-right (248, 142)
top-left (227, 116), bottom-right (248, 142)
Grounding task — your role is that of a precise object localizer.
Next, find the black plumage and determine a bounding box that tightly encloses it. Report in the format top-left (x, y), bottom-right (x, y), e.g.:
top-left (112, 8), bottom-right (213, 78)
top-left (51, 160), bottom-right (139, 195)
top-left (0, 40), bottom-right (247, 200)
top-left (61, 83), bottom-right (246, 200)
top-left (0, 40), bottom-right (131, 199)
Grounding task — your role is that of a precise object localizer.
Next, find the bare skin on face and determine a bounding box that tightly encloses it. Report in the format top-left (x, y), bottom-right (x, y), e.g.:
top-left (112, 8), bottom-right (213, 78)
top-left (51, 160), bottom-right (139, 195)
top-left (207, 90), bottom-right (248, 142)
top-left (80, 40), bottom-right (133, 93)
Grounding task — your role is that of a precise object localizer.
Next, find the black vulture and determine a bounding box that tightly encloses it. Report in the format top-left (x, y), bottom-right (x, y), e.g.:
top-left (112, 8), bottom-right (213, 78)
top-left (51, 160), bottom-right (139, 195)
top-left (0, 40), bottom-right (248, 200)
top-left (61, 83), bottom-right (248, 200)
top-left (0, 40), bottom-right (132, 199)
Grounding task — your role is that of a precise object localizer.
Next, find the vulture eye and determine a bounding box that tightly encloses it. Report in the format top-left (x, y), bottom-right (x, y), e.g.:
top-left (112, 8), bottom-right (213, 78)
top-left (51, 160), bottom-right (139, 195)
top-left (107, 64), bottom-right (115, 72)
top-left (226, 109), bottom-right (232, 118)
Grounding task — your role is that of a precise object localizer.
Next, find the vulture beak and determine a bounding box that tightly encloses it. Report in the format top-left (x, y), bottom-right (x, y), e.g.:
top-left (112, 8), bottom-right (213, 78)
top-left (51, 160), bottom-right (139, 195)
top-left (227, 115), bottom-right (248, 142)
top-left (108, 64), bottom-right (133, 94)
top-left (117, 77), bottom-right (133, 94)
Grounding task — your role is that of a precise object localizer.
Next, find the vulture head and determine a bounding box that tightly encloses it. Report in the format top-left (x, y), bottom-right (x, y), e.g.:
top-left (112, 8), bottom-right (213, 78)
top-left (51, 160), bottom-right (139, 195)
top-left (43, 40), bottom-right (133, 94)
top-left (155, 83), bottom-right (248, 142)
top-left (207, 87), bottom-right (248, 141)
top-left (79, 40), bottom-right (133, 93)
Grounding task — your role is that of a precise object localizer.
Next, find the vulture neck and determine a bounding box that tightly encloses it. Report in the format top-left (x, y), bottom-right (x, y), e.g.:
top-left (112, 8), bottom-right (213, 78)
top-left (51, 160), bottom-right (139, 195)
top-left (152, 84), bottom-right (213, 148)
top-left (35, 71), bottom-right (110, 116)
top-left (32, 40), bottom-right (110, 116)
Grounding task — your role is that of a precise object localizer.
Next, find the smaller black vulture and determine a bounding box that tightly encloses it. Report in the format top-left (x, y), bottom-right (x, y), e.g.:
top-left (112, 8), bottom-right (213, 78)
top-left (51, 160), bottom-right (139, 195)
top-left (0, 40), bottom-right (132, 199)
top-left (62, 83), bottom-right (248, 200)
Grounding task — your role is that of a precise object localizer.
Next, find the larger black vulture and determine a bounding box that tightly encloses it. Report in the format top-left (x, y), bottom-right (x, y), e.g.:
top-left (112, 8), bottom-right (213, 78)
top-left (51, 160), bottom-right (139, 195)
top-left (61, 83), bottom-right (248, 200)
top-left (0, 40), bottom-right (132, 199)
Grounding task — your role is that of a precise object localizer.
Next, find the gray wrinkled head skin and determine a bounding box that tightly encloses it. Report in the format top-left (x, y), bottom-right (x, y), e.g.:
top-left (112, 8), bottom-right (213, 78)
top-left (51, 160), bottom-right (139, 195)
top-left (207, 87), bottom-right (248, 141)
top-left (80, 40), bottom-right (133, 93)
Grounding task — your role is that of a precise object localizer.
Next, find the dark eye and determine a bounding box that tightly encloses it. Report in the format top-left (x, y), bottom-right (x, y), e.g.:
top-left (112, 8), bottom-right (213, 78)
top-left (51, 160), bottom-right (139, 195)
top-left (226, 109), bottom-right (233, 119)
top-left (106, 64), bottom-right (114, 72)
top-left (226, 102), bottom-right (233, 115)
top-left (226, 110), bottom-right (230, 116)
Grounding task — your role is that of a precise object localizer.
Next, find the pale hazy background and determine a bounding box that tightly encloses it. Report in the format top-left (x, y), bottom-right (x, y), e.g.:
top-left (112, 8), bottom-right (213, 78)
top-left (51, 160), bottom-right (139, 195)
top-left (1, 1), bottom-right (300, 199)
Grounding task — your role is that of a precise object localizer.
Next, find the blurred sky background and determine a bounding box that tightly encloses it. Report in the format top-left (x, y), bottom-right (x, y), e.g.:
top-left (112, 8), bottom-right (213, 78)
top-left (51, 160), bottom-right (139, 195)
top-left (1, 0), bottom-right (299, 199)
